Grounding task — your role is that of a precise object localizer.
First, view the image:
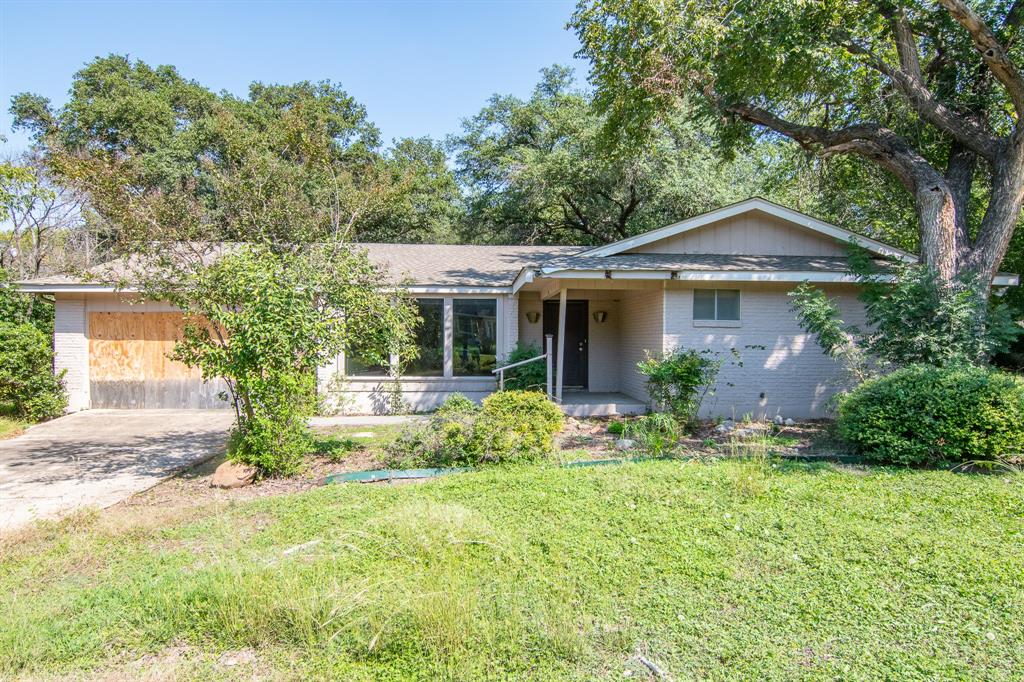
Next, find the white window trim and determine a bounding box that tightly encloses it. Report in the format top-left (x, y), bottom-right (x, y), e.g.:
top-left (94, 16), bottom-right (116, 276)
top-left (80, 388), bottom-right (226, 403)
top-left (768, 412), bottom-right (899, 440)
top-left (343, 295), bottom-right (502, 381)
top-left (693, 288), bottom-right (741, 324)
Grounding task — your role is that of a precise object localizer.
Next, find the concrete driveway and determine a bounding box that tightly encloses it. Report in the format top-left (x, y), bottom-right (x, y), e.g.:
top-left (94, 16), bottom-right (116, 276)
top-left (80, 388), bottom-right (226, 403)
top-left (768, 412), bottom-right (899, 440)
top-left (0, 410), bottom-right (234, 532)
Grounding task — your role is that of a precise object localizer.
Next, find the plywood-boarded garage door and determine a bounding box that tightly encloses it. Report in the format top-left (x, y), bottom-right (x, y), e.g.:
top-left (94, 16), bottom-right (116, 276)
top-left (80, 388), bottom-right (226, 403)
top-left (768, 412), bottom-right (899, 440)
top-left (88, 312), bottom-right (228, 409)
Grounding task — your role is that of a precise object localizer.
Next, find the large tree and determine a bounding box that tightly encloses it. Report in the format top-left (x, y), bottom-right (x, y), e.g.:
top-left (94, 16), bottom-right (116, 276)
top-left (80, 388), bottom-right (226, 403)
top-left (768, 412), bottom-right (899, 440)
top-left (10, 55), bottom-right (458, 248)
top-left (573, 0), bottom-right (1024, 288)
top-left (451, 65), bottom-right (762, 245)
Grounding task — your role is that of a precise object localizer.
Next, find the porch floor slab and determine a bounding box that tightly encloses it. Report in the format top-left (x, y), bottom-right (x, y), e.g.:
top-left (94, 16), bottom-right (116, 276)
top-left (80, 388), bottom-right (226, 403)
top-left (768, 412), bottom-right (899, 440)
top-left (559, 392), bottom-right (647, 417)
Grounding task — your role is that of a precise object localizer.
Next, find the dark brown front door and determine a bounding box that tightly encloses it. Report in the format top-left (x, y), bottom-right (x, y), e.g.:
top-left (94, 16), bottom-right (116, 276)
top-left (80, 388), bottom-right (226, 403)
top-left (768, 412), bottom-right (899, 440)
top-left (543, 299), bottom-right (588, 388)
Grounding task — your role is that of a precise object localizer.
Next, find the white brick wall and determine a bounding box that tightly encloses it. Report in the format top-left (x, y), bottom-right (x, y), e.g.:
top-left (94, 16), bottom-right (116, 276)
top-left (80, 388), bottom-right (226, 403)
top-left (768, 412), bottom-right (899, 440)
top-left (53, 295), bottom-right (90, 411)
top-left (617, 288), bottom-right (664, 402)
top-left (663, 282), bottom-right (866, 419)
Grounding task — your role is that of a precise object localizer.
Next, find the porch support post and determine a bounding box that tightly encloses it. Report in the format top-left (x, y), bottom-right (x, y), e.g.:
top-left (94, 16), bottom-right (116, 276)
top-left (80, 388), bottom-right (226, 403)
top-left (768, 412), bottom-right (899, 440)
top-left (545, 334), bottom-right (554, 399)
top-left (555, 288), bottom-right (567, 403)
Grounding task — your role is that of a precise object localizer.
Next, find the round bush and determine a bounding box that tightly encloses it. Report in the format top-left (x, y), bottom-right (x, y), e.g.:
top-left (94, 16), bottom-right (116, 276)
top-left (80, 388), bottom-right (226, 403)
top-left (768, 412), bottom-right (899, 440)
top-left (476, 390), bottom-right (564, 464)
top-left (0, 322), bottom-right (67, 421)
top-left (837, 364), bottom-right (1024, 465)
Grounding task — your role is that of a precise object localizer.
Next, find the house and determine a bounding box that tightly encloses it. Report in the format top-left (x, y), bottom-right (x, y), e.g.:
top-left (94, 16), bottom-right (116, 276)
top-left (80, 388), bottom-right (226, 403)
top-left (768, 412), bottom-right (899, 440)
top-left (19, 197), bottom-right (1020, 419)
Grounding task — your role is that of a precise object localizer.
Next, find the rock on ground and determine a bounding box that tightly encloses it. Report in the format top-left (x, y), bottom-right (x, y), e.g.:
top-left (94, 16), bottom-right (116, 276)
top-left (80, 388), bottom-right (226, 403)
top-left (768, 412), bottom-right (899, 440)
top-left (211, 461), bottom-right (257, 489)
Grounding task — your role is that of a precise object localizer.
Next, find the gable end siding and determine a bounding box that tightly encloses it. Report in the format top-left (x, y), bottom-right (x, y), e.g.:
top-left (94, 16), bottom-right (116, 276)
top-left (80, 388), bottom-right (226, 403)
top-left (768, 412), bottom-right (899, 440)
top-left (626, 211), bottom-right (848, 258)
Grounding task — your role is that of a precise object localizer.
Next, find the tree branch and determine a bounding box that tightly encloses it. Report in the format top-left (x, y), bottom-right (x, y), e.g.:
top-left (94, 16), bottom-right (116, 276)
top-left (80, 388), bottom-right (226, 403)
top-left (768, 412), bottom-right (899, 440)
top-left (720, 100), bottom-right (933, 192)
top-left (841, 36), bottom-right (999, 160)
top-left (938, 0), bottom-right (1024, 118)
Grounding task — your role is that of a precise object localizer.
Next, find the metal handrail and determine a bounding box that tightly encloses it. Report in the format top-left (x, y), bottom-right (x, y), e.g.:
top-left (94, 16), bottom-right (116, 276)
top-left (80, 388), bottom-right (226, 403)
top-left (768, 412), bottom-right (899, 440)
top-left (492, 353), bottom-right (546, 391)
top-left (492, 354), bottom-right (547, 373)
top-left (492, 334), bottom-right (555, 397)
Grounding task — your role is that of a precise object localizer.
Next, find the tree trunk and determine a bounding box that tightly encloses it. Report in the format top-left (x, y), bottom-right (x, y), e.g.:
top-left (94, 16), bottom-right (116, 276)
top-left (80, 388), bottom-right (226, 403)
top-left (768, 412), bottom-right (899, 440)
top-left (915, 183), bottom-right (960, 281)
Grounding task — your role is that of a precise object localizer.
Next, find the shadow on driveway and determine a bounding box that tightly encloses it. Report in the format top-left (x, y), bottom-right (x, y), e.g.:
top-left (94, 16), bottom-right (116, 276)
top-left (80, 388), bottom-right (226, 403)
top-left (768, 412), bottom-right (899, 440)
top-left (0, 409), bottom-right (233, 532)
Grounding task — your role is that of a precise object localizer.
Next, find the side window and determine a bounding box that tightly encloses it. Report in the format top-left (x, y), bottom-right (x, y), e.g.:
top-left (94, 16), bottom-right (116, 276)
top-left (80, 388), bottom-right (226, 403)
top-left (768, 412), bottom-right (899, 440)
top-left (693, 289), bottom-right (740, 321)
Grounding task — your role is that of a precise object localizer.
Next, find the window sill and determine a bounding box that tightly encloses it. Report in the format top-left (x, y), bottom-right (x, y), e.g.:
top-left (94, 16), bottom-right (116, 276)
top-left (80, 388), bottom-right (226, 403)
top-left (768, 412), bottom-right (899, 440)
top-left (693, 319), bottom-right (742, 328)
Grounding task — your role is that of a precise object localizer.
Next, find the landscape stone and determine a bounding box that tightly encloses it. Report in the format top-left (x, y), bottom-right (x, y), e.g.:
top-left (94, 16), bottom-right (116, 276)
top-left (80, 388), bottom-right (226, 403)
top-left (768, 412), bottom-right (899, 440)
top-left (211, 460), bottom-right (257, 488)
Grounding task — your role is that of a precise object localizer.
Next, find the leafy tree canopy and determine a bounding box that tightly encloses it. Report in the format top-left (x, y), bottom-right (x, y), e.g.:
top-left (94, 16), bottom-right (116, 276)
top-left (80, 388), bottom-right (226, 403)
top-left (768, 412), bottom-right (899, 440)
top-left (450, 65), bottom-right (764, 245)
top-left (573, 0), bottom-right (1024, 285)
top-left (10, 55), bottom-right (458, 247)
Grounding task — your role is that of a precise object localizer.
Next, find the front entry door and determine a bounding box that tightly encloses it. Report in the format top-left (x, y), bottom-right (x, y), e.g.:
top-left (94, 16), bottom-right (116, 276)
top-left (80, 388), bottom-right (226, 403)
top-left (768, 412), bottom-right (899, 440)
top-left (543, 299), bottom-right (589, 389)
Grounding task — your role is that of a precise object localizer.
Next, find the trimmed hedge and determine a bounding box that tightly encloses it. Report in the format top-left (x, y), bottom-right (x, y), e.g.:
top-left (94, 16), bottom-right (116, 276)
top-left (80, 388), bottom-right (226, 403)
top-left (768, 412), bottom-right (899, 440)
top-left (837, 364), bottom-right (1024, 466)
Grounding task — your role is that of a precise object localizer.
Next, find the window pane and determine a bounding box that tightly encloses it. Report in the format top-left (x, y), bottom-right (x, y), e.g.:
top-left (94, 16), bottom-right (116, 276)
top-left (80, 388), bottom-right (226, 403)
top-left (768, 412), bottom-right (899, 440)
top-left (716, 289), bottom-right (740, 320)
top-left (453, 299), bottom-right (497, 376)
top-left (346, 347), bottom-right (388, 376)
top-left (406, 298), bottom-right (444, 376)
top-left (693, 289), bottom-right (716, 320)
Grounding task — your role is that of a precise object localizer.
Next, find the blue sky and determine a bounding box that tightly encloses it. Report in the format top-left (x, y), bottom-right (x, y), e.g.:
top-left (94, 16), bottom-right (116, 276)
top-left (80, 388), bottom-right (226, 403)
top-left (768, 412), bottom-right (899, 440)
top-left (0, 0), bottom-right (588, 155)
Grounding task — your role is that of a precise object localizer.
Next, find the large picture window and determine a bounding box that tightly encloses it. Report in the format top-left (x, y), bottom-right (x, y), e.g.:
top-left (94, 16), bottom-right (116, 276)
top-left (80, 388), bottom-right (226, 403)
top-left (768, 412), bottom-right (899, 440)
top-left (693, 289), bottom-right (740, 321)
top-left (406, 298), bottom-right (444, 376)
top-left (453, 299), bottom-right (497, 376)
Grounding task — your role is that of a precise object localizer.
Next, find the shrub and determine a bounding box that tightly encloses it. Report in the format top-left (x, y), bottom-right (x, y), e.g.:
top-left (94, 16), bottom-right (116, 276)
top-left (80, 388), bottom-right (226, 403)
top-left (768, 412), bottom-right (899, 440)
top-left (837, 364), bottom-right (1024, 466)
top-left (636, 348), bottom-right (721, 426)
top-left (385, 390), bottom-right (563, 468)
top-left (0, 321), bottom-right (67, 420)
top-left (789, 255), bottom-right (1022, 381)
top-left (475, 390), bottom-right (564, 464)
top-left (435, 392), bottom-right (477, 417)
top-left (623, 413), bottom-right (680, 457)
top-left (607, 420), bottom-right (625, 435)
top-left (502, 343), bottom-right (547, 391)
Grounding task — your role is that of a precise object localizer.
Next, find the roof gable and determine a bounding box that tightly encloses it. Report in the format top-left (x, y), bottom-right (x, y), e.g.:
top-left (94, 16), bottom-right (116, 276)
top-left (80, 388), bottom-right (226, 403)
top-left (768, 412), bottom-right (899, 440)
top-left (578, 198), bottom-right (917, 262)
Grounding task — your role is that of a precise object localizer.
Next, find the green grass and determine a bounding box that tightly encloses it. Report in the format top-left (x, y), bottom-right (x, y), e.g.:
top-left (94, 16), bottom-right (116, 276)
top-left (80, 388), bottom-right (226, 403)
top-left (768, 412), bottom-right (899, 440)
top-left (0, 416), bottom-right (28, 440)
top-left (1, 460), bottom-right (1022, 680)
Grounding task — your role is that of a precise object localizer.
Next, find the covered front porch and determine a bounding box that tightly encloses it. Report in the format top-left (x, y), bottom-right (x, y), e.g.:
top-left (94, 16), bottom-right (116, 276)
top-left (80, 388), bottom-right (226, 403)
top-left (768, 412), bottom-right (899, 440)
top-left (512, 277), bottom-right (665, 417)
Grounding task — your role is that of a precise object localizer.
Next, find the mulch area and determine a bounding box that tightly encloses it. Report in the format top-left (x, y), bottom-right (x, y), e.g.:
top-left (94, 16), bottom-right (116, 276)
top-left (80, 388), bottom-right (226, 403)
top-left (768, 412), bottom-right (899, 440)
top-left (123, 416), bottom-right (842, 510)
top-left (558, 416), bottom-right (840, 460)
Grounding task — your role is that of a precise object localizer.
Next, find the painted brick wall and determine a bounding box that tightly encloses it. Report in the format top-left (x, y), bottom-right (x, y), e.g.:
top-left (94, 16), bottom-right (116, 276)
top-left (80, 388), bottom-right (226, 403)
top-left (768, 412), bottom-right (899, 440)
top-left (617, 288), bottom-right (664, 402)
top-left (663, 282), bottom-right (866, 419)
top-left (53, 295), bottom-right (90, 411)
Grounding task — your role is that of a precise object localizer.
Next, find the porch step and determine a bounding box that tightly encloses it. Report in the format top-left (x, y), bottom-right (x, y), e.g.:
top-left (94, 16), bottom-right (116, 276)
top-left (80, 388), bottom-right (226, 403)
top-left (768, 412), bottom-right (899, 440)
top-left (558, 392), bottom-right (647, 417)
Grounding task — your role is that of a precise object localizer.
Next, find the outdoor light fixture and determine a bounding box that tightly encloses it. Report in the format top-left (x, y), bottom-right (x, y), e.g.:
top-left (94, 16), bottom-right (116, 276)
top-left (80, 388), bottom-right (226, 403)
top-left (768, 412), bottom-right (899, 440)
top-left (593, 310), bottom-right (607, 323)
top-left (525, 311), bottom-right (541, 324)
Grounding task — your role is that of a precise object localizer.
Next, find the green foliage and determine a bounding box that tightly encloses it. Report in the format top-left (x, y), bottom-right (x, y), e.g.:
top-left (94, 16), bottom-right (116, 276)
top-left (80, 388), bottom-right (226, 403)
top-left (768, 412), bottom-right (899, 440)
top-left (0, 270), bottom-right (54, 336)
top-left (170, 244), bottom-right (417, 476)
top-left (312, 434), bottom-right (361, 463)
top-left (837, 364), bottom-right (1024, 466)
top-left (386, 390), bottom-right (563, 468)
top-left (0, 321), bottom-right (67, 421)
top-left (790, 257), bottom-right (1022, 379)
top-left (502, 343), bottom-right (547, 391)
top-left (5, 461), bottom-right (1022, 679)
top-left (475, 391), bottom-right (564, 464)
top-left (12, 55), bottom-right (460, 248)
top-left (606, 420), bottom-right (625, 435)
top-left (450, 65), bottom-right (762, 245)
top-left (623, 413), bottom-right (680, 457)
top-left (636, 348), bottom-right (721, 425)
top-left (434, 392), bottom-right (477, 417)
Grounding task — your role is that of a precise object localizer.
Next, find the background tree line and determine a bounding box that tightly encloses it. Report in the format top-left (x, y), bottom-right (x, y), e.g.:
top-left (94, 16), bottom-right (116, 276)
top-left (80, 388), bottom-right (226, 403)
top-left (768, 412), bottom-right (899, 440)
top-left (3, 46), bottom-right (1024, 350)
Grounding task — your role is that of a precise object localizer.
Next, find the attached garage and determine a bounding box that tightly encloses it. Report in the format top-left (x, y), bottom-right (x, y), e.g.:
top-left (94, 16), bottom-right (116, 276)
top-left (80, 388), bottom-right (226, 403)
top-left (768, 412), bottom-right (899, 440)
top-left (88, 311), bottom-right (227, 409)
top-left (47, 293), bottom-right (229, 411)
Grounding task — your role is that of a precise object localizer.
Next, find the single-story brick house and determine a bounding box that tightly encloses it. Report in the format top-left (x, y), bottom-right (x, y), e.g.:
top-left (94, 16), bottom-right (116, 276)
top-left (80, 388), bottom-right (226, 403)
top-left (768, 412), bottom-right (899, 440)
top-left (19, 197), bottom-right (1020, 418)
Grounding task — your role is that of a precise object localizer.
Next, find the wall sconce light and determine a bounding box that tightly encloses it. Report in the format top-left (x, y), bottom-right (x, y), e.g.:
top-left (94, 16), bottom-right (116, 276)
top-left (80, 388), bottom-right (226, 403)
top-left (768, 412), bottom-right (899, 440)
top-left (593, 310), bottom-right (607, 323)
top-left (525, 311), bottom-right (541, 324)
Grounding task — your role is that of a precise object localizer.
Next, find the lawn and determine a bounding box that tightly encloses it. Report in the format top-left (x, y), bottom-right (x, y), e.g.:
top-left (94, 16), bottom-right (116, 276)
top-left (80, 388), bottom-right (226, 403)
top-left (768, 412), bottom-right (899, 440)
top-left (1, 459), bottom-right (1021, 680)
top-left (0, 416), bottom-right (27, 440)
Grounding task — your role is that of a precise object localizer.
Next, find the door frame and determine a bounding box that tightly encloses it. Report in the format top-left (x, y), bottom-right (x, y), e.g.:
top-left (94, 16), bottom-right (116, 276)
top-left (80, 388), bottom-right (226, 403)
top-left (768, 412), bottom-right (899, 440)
top-left (542, 299), bottom-right (589, 389)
